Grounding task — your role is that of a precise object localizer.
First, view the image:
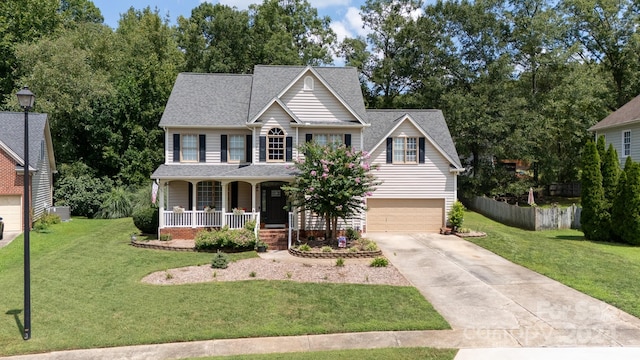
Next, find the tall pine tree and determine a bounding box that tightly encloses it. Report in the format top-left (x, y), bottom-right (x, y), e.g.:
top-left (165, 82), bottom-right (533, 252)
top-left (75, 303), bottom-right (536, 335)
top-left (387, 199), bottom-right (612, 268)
top-left (580, 140), bottom-right (608, 241)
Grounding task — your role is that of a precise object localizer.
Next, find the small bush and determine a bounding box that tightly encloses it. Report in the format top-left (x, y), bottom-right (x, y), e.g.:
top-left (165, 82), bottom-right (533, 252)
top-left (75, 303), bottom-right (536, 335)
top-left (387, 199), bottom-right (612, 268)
top-left (96, 187), bottom-right (133, 219)
top-left (364, 241), bottom-right (378, 251)
top-left (321, 246), bottom-right (332, 253)
top-left (33, 213), bottom-right (61, 233)
top-left (448, 201), bottom-right (465, 229)
top-left (345, 227), bottom-right (360, 241)
top-left (249, 271), bottom-right (256, 277)
top-left (298, 243), bottom-right (312, 252)
top-left (159, 233), bottom-right (172, 241)
top-left (244, 220), bottom-right (257, 231)
top-left (336, 258), bottom-right (345, 267)
top-left (132, 207), bottom-right (159, 234)
top-left (195, 227), bottom-right (256, 251)
top-left (211, 251), bottom-right (229, 269)
top-left (370, 257), bottom-right (388, 267)
top-left (348, 246), bottom-right (358, 252)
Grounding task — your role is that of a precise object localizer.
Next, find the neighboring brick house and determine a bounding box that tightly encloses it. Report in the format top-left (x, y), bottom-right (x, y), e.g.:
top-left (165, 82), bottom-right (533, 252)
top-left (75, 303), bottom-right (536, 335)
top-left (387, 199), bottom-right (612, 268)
top-left (0, 112), bottom-right (56, 232)
top-left (152, 65), bottom-right (463, 247)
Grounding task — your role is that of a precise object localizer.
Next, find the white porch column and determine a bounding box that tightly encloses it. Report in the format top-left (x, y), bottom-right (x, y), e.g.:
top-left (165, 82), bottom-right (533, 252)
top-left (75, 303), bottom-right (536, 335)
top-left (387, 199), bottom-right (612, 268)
top-left (221, 181), bottom-right (229, 227)
top-left (251, 182), bottom-right (257, 213)
top-left (191, 181), bottom-right (198, 228)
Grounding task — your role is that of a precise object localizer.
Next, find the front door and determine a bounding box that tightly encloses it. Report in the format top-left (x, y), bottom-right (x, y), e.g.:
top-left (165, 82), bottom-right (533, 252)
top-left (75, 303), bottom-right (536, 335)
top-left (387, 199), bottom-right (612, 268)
top-left (261, 183), bottom-right (287, 226)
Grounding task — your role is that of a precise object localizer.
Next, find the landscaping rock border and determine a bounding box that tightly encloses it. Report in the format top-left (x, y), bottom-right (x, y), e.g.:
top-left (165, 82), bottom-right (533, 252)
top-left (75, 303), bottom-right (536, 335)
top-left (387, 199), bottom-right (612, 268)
top-left (130, 240), bottom-right (195, 252)
top-left (288, 247), bottom-right (382, 259)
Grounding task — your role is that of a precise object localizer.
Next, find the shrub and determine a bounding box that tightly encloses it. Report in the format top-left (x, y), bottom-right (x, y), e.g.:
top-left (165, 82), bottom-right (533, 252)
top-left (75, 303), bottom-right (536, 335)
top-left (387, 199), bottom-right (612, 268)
top-left (159, 233), bottom-right (172, 241)
top-left (364, 241), bottom-right (378, 251)
top-left (336, 258), bottom-right (345, 267)
top-left (195, 227), bottom-right (257, 251)
top-left (211, 251), bottom-right (229, 269)
top-left (96, 187), bottom-right (133, 219)
top-left (580, 140), bottom-right (608, 241)
top-left (244, 220), bottom-right (257, 231)
top-left (132, 207), bottom-right (159, 234)
top-left (54, 162), bottom-right (113, 218)
top-left (370, 257), bottom-right (388, 267)
top-left (448, 201), bottom-right (465, 229)
top-left (345, 227), bottom-right (360, 241)
top-left (321, 246), bottom-right (332, 253)
top-left (298, 243), bottom-right (312, 252)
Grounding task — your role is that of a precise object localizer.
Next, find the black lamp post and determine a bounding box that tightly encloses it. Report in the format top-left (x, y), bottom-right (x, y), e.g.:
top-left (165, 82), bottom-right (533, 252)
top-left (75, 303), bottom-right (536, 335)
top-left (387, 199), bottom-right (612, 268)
top-left (17, 86), bottom-right (35, 341)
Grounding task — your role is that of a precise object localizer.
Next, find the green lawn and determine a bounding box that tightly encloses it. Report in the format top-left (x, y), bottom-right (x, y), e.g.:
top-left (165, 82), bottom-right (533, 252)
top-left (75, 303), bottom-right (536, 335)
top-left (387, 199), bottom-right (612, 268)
top-left (0, 218), bottom-right (449, 357)
top-left (184, 347), bottom-right (457, 360)
top-left (464, 210), bottom-right (640, 318)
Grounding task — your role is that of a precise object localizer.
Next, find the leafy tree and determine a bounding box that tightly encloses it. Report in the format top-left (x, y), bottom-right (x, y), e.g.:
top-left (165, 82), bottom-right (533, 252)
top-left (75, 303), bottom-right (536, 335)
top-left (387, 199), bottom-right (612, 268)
top-left (249, 0), bottom-right (335, 66)
top-left (283, 142), bottom-right (379, 241)
top-left (54, 162), bottom-right (114, 218)
top-left (601, 144), bottom-right (620, 205)
top-left (580, 140), bottom-right (608, 241)
top-left (176, 3), bottom-right (252, 73)
top-left (612, 157), bottom-right (634, 241)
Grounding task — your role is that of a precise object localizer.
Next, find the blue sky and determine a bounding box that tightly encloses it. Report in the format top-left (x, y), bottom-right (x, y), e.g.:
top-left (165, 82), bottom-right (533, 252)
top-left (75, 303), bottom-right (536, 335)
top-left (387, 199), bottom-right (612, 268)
top-left (91, 0), bottom-right (369, 42)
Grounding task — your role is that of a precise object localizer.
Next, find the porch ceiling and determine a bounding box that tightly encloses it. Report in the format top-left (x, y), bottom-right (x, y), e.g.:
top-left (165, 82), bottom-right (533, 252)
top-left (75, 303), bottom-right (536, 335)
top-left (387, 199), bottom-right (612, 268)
top-left (151, 164), bottom-right (297, 180)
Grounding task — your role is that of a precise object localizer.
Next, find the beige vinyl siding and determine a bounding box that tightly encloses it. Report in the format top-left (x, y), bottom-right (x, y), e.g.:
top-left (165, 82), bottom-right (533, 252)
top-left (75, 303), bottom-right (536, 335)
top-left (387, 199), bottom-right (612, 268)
top-left (596, 124), bottom-right (640, 165)
top-left (167, 128), bottom-right (251, 164)
top-left (369, 121), bottom-right (456, 217)
top-left (167, 181), bottom-right (189, 208)
top-left (281, 74), bottom-right (358, 123)
top-left (32, 140), bottom-right (53, 220)
top-left (236, 181), bottom-right (252, 210)
top-left (257, 105), bottom-right (296, 161)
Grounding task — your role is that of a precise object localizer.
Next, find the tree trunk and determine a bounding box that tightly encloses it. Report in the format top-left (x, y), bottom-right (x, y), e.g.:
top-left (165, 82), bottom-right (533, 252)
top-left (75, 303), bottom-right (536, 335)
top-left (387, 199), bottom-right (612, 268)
top-left (324, 214), bottom-right (331, 241)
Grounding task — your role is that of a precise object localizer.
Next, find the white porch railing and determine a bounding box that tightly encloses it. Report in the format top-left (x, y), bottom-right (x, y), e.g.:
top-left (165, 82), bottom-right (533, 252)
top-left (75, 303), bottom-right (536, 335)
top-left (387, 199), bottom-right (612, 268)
top-left (162, 210), bottom-right (259, 229)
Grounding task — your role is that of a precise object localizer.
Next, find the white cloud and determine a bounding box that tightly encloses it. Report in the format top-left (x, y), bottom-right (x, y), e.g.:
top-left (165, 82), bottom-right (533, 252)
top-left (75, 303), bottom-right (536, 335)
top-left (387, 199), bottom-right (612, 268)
top-left (331, 6), bottom-right (369, 42)
top-left (309, 0), bottom-right (350, 9)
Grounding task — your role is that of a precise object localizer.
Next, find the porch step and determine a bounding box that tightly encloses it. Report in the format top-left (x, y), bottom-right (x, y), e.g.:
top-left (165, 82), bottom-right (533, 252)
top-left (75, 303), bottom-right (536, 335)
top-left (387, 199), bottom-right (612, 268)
top-left (259, 229), bottom-right (288, 250)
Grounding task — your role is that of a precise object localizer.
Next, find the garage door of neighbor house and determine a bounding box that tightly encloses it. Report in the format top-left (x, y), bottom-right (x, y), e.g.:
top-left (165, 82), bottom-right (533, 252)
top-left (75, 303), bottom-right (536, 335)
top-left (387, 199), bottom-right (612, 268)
top-left (0, 195), bottom-right (22, 232)
top-left (367, 198), bottom-right (444, 232)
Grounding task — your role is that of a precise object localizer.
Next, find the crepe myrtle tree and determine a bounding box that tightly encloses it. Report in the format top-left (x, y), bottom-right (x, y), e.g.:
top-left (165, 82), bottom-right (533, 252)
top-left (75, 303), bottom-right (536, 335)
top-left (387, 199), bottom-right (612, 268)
top-left (283, 142), bottom-right (380, 241)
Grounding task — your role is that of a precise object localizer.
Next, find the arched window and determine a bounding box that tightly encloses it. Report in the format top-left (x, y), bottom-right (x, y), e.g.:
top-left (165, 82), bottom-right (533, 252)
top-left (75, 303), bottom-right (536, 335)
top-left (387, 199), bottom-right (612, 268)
top-left (268, 128), bottom-right (285, 162)
top-left (303, 76), bottom-right (314, 91)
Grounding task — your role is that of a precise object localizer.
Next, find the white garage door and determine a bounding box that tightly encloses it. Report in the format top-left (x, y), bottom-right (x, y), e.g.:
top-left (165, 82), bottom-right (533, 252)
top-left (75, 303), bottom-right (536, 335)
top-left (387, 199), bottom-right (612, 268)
top-left (0, 195), bottom-right (22, 232)
top-left (367, 198), bottom-right (444, 233)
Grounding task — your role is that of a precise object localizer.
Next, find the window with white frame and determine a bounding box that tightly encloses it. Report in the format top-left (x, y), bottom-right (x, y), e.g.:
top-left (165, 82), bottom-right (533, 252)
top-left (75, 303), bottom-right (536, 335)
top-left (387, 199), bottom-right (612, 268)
top-left (393, 137), bottom-right (417, 163)
top-left (314, 134), bottom-right (342, 146)
top-left (229, 135), bottom-right (245, 162)
top-left (268, 128), bottom-right (285, 161)
top-left (181, 134), bottom-right (198, 162)
top-left (624, 130), bottom-right (631, 157)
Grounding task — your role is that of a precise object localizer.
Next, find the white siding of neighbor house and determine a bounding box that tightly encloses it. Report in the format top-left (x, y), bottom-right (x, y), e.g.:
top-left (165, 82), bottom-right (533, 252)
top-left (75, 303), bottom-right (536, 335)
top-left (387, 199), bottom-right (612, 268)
top-left (256, 104), bottom-right (297, 161)
top-left (368, 121), bottom-right (457, 217)
top-left (281, 73), bottom-right (359, 123)
top-left (32, 139), bottom-right (53, 220)
top-left (167, 181), bottom-right (189, 208)
top-left (166, 128), bottom-right (251, 164)
top-left (595, 123), bottom-right (640, 165)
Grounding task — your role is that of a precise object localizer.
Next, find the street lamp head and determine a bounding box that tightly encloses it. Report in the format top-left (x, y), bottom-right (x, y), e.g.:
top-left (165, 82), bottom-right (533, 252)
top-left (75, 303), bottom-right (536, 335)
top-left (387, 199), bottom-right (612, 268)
top-left (16, 87), bottom-right (35, 110)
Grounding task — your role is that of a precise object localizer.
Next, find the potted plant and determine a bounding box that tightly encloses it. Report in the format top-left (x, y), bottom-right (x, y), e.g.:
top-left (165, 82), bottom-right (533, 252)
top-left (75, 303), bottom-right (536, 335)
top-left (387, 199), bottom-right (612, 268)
top-left (256, 240), bottom-right (268, 253)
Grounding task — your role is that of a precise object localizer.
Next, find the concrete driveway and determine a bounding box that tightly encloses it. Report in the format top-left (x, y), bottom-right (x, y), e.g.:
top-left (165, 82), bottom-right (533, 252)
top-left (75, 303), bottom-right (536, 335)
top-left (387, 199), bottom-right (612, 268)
top-left (367, 232), bottom-right (640, 348)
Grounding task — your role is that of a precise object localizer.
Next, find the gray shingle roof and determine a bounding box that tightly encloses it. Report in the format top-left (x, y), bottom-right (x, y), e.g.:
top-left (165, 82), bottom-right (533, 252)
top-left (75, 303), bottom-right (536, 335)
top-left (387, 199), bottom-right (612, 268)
top-left (151, 164), bottom-right (296, 179)
top-left (589, 94), bottom-right (640, 131)
top-left (364, 110), bottom-right (462, 169)
top-left (0, 112), bottom-right (48, 169)
top-left (159, 73), bottom-right (253, 127)
top-left (160, 66), bottom-right (367, 127)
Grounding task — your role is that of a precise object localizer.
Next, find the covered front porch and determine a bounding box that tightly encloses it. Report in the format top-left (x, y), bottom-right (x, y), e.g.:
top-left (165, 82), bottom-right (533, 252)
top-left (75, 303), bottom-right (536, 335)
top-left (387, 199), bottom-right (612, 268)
top-left (156, 179), bottom-right (293, 231)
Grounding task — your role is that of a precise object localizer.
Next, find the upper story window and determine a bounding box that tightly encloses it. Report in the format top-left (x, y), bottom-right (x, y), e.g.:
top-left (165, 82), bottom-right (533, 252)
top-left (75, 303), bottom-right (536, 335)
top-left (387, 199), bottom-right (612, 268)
top-left (181, 134), bottom-right (198, 162)
top-left (229, 135), bottom-right (245, 162)
top-left (303, 76), bottom-right (314, 91)
top-left (393, 137), bottom-right (417, 164)
top-left (624, 130), bottom-right (631, 157)
top-left (314, 134), bottom-right (342, 146)
top-left (268, 128), bottom-right (285, 162)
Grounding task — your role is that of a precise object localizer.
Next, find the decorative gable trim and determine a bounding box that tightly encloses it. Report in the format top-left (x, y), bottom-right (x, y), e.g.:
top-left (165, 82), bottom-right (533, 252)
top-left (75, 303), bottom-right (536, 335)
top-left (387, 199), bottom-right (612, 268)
top-left (370, 114), bottom-right (463, 170)
top-left (276, 66), bottom-right (367, 125)
top-left (249, 98), bottom-right (301, 124)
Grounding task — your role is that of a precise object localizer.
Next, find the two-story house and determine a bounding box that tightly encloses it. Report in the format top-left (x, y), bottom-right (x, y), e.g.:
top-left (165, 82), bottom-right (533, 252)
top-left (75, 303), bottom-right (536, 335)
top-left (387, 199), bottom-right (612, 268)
top-left (0, 112), bottom-right (56, 233)
top-left (151, 65), bottom-right (463, 248)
